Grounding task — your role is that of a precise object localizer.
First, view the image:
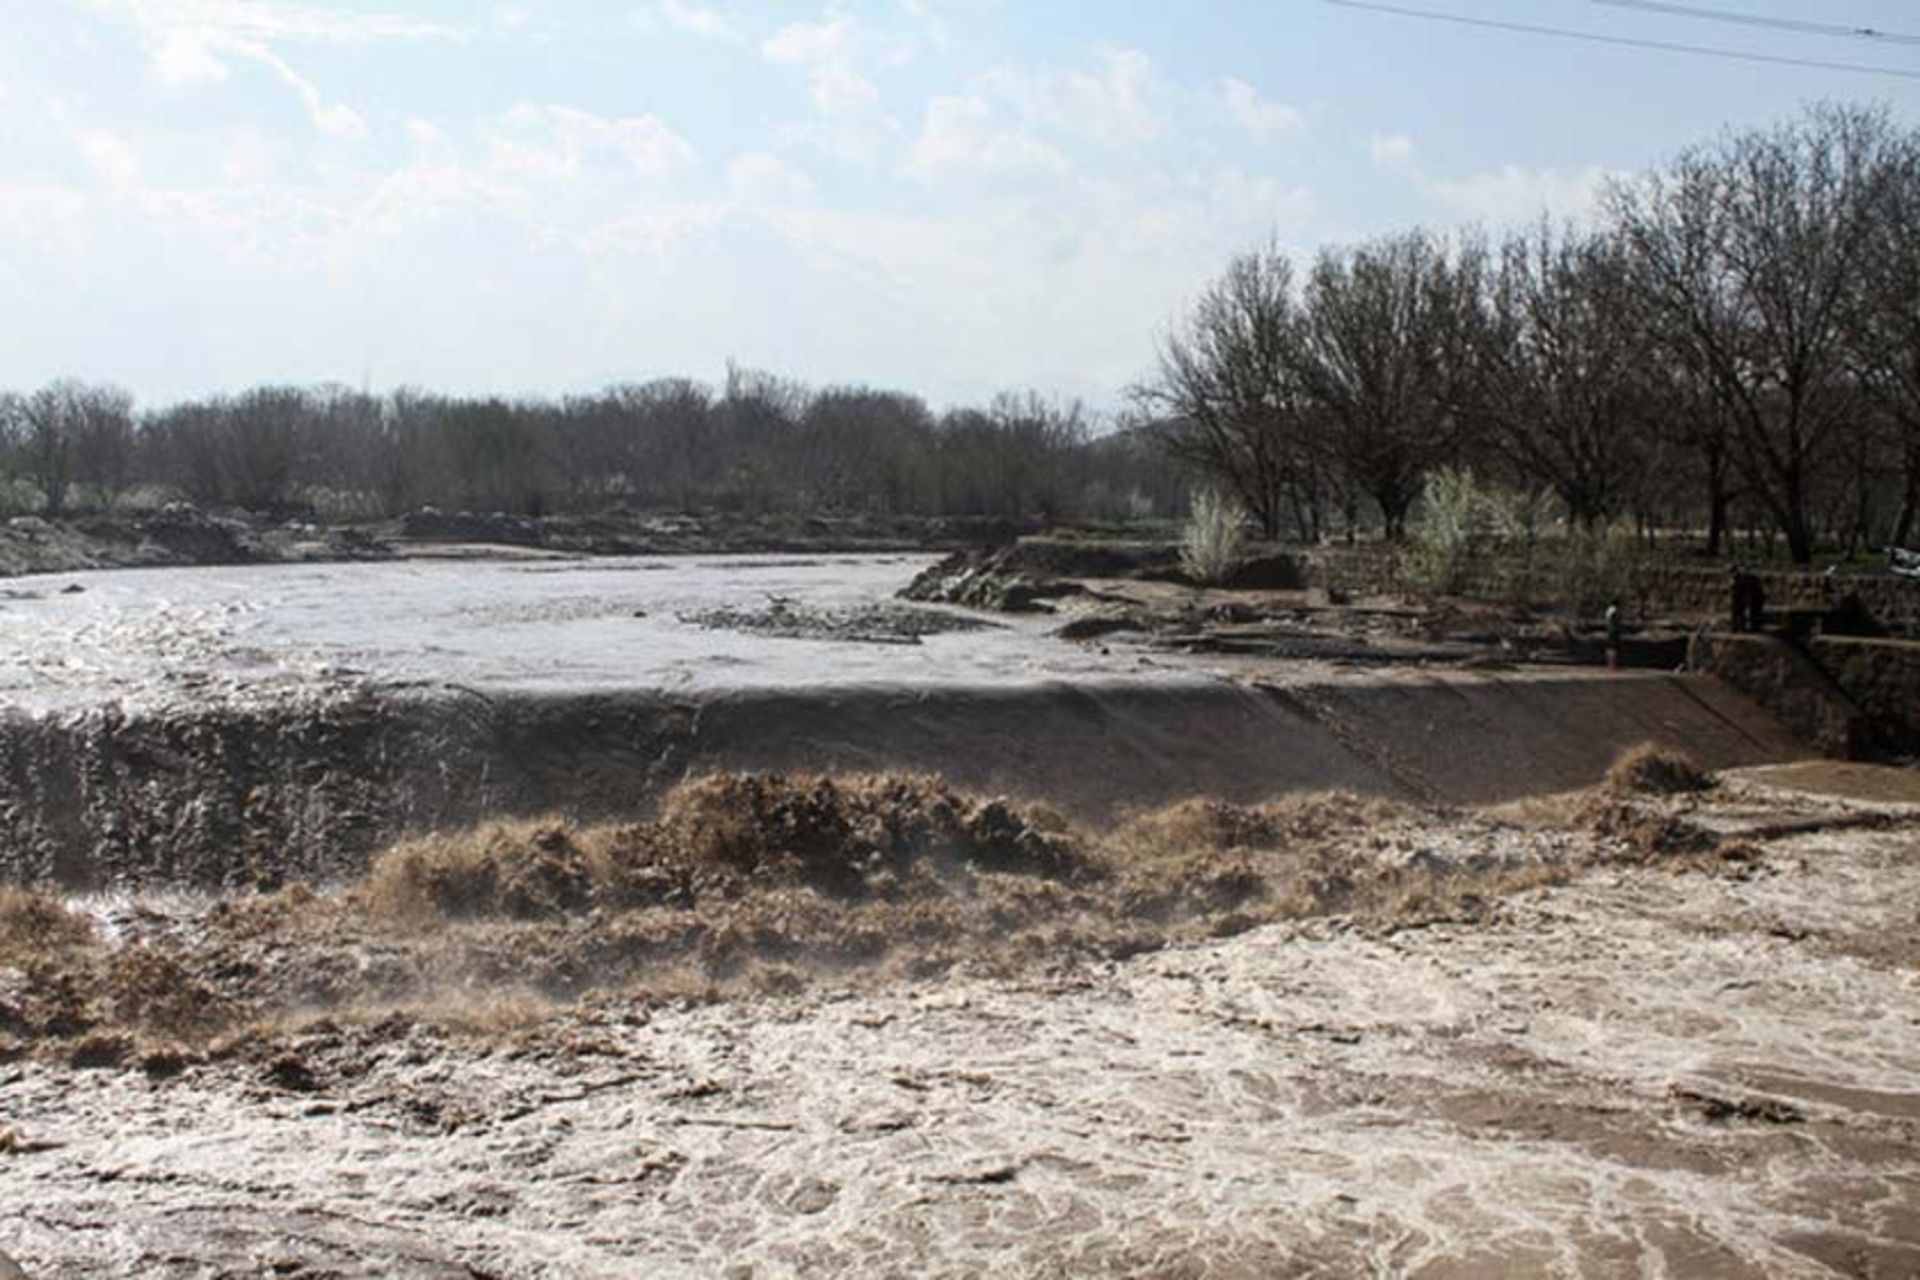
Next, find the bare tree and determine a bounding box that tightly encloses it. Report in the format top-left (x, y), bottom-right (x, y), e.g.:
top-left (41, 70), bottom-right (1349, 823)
top-left (1469, 224), bottom-right (1653, 528)
top-left (1853, 126), bottom-right (1920, 548)
top-left (0, 393), bottom-right (23, 510)
top-left (1134, 247), bottom-right (1316, 539)
top-left (1296, 230), bottom-right (1483, 538)
top-left (796, 387), bottom-right (935, 514)
top-left (19, 381), bottom-right (82, 514)
top-left (1609, 103), bottom-right (1900, 563)
top-left (66, 383), bottom-right (137, 510)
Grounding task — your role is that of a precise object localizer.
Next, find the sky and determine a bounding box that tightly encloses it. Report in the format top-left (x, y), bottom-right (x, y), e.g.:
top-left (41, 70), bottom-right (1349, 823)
top-left (3, 1), bottom-right (1919, 412)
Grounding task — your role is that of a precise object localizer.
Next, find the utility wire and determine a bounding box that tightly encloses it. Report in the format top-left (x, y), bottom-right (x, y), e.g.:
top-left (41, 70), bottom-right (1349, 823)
top-left (1591, 1), bottom-right (1920, 48)
top-left (1320, 0), bottom-right (1920, 80)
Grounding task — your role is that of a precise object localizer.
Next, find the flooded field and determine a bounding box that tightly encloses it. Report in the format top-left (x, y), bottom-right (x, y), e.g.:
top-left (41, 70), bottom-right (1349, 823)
top-left (0, 554), bottom-right (1130, 714)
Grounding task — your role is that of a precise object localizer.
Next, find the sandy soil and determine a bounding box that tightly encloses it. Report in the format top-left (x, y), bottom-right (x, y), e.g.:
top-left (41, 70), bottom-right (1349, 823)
top-left (2, 769), bottom-right (1916, 1278)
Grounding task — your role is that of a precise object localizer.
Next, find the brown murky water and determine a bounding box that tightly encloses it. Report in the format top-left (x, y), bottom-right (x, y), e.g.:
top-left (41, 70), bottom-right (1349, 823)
top-left (1, 770), bottom-right (1916, 1277)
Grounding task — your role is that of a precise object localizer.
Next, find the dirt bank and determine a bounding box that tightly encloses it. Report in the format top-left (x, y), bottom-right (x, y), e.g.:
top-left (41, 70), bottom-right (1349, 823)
top-left (905, 539), bottom-right (1695, 670)
top-left (0, 510), bottom-right (1025, 580)
top-left (0, 765), bottom-right (1915, 1276)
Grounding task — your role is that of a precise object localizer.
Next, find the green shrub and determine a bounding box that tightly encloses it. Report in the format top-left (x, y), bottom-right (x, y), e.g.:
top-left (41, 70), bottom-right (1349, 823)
top-left (1180, 490), bottom-right (1246, 584)
top-left (1407, 467), bottom-right (1491, 593)
top-left (1557, 521), bottom-right (1644, 614)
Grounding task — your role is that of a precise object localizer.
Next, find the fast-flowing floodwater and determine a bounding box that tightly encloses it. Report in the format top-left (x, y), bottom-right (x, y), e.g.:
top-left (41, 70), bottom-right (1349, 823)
top-left (0, 554), bottom-right (1147, 713)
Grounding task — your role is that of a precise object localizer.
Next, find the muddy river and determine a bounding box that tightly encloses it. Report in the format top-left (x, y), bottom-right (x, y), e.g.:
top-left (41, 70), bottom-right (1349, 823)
top-left (0, 554), bottom-right (1148, 713)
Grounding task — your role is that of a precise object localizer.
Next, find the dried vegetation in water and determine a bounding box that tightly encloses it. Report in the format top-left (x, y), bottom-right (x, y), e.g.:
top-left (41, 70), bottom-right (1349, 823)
top-left (0, 749), bottom-right (1776, 1064)
top-left (1605, 743), bottom-right (1716, 796)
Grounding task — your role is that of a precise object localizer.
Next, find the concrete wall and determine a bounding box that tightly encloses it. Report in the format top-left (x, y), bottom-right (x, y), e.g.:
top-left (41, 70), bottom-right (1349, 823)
top-left (1811, 636), bottom-right (1920, 755)
top-left (1299, 545), bottom-right (1920, 636)
top-left (1705, 632), bottom-right (1920, 758)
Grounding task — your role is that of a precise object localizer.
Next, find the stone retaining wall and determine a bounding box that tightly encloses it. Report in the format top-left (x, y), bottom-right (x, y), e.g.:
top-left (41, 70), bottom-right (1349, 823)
top-left (1298, 545), bottom-right (1920, 636)
top-left (1811, 636), bottom-right (1920, 756)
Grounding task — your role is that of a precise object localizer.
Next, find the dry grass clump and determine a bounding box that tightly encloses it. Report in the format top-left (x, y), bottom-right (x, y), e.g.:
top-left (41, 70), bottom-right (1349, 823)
top-left (1606, 744), bottom-right (1715, 796)
top-left (1106, 793), bottom-right (1405, 863)
top-left (644, 773), bottom-right (1083, 894)
top-left (360, 774), bottom-right (1084, 923)
top-left (0, 885), bottom-right (95, 968)
top-left (0, 889), bottom-right (245, 1062)
top-left (0, 772), bottom-right (1632, 1059)
top-left (100, 944), bottom-right (244, 1042)
top-left (1101, 794), bottom-right (1411, 922)
top-left (362, 819), bottom-right (604, 922)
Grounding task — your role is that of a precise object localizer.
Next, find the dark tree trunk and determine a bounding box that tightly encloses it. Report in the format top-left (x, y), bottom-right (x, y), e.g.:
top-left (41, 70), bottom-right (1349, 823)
top-left (1705, 472), bottom-right (1729, 557)
top-left (1895, 444), bottom-right (1920, 549)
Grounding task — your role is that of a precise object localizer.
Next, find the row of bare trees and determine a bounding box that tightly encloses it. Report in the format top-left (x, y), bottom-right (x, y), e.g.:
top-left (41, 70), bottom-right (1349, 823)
top-left (0, 369), bottom-right (1182, 525)
top-left (1139, 103), bottom-right (1920, 563)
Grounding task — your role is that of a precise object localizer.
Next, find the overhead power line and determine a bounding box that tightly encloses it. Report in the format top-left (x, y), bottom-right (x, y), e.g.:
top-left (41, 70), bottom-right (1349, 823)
top-left (1591, 1), bottom-right (1920, 48)
top-left (1319, 0), bottom-right (1920, 80)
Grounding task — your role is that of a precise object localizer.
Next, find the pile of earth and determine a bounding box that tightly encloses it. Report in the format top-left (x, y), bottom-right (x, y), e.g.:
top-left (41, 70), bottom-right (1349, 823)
top-left (902, 537), bottom-right (1313, 615)
top-left (0, 507), bottom-right (280, 577)
top-left (677, 600), bottom-right (1003, 645)
top-left (903, 539), bottom-right (1179, 612)
top-left (0, 509), bottom-right (1045, 581)
top-left (389, 510), bottom-right (1037, 558)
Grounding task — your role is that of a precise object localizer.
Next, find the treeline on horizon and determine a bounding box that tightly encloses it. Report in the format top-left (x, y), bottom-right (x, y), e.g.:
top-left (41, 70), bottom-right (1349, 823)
top-left (1143, 102), bottom-right (1920, 565)
top-left (5, 102), bottom-right (1918, 563)
top-left (0, 371), bottom-right (1182, 527)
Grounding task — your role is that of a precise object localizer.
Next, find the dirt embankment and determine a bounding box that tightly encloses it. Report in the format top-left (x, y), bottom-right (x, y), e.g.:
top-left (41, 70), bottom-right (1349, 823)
top-left (904, 538), bottom-right (1688, 669)
top-left (0, 509), bottom-right (1030, 579)
top-left (1, 760), bottom-right (1917, 1276)
top-left (0, 508), bottom-right (383, 578)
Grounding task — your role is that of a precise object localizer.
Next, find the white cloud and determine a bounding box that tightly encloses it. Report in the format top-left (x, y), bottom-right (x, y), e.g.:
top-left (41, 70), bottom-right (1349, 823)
top-left (221, 128), bottom-right (282, 183)
top-left (97, 0), bottom-right (456, 137)
top-left (812, 64), bottom-right (880, 112)
top-left (762, 13), bottom-right (852, 65)
top-left (490, 103), bottom-right (698, 181)
top-left (578, 203), bottom-right (732, 257)
top-left (1369, 133), bottom-right (1414, 167)
top-left (728, 150), bottom-right (815, 202)
top-left (77, 128), bottom-right (141, 190)
top-left (239, 42), bottom-right (366, 138)
top-left (406, 118), bottom-right (450, 152)
top-left (1417, 164), bottom-right (1615, 225)
top-left (906, 94), bottom-right (1067, 182)
top-left (1220, 78), bottom-right (1302, 142)
top-left (150, 29), bottom-right (230, 87)
top-left (493, 5), bottom-right (533, 32)
top-left (762, 14), bottom-right (879, 114)
top-left (651, 0), bottom-right (736, 41)
top-left (101, 0), bottom-right (456, 45)
top-left (981, 46), bottom-right (1164, 150)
